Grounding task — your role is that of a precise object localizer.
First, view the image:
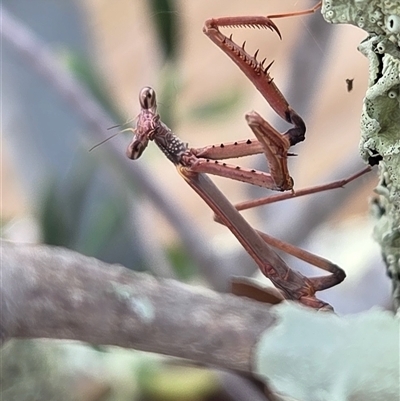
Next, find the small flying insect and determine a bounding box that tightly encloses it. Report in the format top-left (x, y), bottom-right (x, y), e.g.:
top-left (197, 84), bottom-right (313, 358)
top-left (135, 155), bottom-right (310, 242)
top-left (346, 78), bottom-right (354, 92)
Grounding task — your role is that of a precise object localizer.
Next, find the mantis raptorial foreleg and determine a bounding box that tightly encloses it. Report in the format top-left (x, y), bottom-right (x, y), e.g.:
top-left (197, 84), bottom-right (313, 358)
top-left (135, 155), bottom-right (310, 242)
top-left (182, 1), bottom-right (324, 191)
top-left (190, 111), bottom-right (293, 191)
top-left (202, 2), bottom-right (322, 147)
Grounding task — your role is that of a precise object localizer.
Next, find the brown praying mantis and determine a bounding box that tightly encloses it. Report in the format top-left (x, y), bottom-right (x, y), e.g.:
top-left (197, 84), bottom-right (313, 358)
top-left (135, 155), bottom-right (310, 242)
top-left (126, 3), bottom-right (371, 310)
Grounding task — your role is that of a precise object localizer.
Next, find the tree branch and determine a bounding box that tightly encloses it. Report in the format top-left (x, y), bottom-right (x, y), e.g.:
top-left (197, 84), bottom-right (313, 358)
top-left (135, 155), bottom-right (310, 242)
top-left (0, 240), bottom-right (275, 372)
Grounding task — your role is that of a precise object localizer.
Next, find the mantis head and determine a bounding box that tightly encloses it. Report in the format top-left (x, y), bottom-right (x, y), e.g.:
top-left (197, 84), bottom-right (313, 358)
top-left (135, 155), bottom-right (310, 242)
top-left (126, 87), bottom-right (158, 160)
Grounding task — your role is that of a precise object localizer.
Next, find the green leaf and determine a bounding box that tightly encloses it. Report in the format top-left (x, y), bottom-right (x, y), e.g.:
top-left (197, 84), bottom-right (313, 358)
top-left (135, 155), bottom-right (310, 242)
top-left (147, 0), bottom-right (179, 61)
top-left (166, 244), bottom-right (197, 280)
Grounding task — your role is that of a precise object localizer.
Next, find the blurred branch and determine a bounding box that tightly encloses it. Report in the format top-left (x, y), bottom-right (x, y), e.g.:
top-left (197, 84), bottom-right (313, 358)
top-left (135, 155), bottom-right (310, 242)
top-left (0, 6), bottom-right (232, 290)
top-left (0, 240), bottom-right (274, 372)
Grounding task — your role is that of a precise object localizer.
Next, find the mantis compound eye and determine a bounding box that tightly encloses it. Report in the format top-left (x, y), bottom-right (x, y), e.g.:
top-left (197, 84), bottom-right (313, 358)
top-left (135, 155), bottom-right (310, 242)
top-left (127, 136), bottom-right (149, 160)
top-left (386, 15), bottom-right (400, 34)
top-left (139, 86), bottom-right (157, 110)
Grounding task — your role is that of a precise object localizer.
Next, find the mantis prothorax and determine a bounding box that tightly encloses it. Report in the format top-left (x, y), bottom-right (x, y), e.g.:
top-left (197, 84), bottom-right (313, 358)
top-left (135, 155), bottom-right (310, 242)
top-left (126, 3), bottom-right (370, 309)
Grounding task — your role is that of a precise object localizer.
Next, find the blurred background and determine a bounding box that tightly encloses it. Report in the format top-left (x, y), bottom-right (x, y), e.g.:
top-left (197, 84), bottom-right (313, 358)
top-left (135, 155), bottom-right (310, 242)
top-left (1, 0), bottom-right (392, 400)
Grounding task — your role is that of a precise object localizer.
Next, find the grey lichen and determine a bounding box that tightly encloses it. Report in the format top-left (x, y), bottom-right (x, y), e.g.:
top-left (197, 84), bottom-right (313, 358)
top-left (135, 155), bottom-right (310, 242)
top-left (321, 1), bottom-right (400, 310)
top-left (254, 303), bottom-right (400, 401)
top-left (109, 282), bottom-right (156, 323)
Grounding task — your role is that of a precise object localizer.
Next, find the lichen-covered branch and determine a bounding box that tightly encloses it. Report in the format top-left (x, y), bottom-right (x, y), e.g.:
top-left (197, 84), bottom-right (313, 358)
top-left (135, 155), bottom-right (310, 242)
top-left (1, 240), bottom-right (398, 400)
top-left (321, 0), bottom-right (400, 311)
